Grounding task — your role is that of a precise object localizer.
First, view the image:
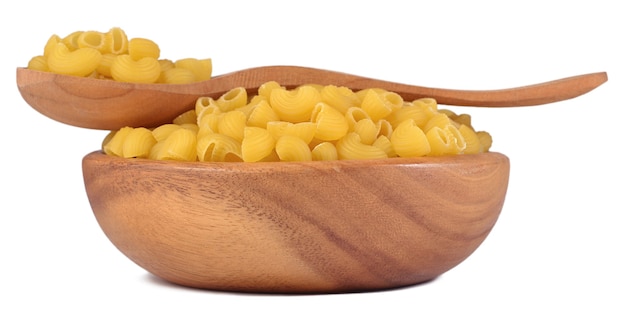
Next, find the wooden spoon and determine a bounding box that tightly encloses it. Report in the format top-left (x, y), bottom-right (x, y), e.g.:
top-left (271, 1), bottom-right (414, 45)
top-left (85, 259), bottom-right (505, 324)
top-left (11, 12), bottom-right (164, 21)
top-left (16, 66), bottom-right (607, 130)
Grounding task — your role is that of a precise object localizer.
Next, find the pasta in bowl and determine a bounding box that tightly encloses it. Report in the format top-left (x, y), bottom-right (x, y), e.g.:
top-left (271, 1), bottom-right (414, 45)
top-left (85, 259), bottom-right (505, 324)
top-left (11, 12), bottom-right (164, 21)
top-left (82, 151), bottom-right (510, 293)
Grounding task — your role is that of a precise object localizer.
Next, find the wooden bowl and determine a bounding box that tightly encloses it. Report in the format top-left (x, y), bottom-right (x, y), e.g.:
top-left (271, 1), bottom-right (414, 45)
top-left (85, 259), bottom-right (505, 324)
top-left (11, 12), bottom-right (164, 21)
top-left (82, 151), bottom-right (510, 293)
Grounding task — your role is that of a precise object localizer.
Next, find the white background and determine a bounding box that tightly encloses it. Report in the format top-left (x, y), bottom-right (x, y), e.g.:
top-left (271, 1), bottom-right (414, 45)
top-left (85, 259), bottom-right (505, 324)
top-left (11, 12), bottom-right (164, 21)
top-left (2, 1), bottom-right (624, 328)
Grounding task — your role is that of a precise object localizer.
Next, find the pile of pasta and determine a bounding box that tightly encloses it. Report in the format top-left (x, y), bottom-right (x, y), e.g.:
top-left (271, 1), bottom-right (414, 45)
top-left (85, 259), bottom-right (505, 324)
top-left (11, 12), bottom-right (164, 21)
top-left (102, 81), bottom-right (492, 162)
top-left (26, 27), bottom-right (212, 84)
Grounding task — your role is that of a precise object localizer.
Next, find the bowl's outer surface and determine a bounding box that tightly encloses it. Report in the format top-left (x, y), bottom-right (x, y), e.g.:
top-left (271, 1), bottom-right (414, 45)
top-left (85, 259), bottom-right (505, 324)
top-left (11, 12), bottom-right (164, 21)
top-left (82, 152), bottom-right (510, 293)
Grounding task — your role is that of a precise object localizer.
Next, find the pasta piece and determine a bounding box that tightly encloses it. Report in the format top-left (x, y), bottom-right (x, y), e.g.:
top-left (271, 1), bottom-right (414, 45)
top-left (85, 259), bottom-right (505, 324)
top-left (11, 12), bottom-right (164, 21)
top-left (197, 133), bottom-right (242, 162)
top-left (43, 34), bottom-right (62, 58)
top-left (173, 109), bottom-right (197, 125)
top-left (336, 132), bottom-right (388, 160)
top-left (216, 87), bottom-right (248, 112)
top-left (352, 118), bottom-right (378, 145)
top-left (390, 119), bottom-right (430, 157)
top-left (275, 135), bottom-right (312, 162)
top-left (266, 121), bottom-right (316, 144)
top-left (360, 89), bottom-right (403, 121)
top-left (96, 53), bottom-right (118, 78)
top-left (151, 124), bottom-right (182, 142)
top-left (160, 67), bottom-right (196, 84)
top-left (47, 42), bottom-right (102, 77)
top-left (320, 85), bottom-right (360, 114)
top-left (62, 31), bottom-right (83, 50)
top-left (458, 124), bottom-right (483, 154)
top-left (422, 112), bottom-right (455, 133)
top-left (103, 127), bottom-right (133, 157)
top-left (372, 135), bottom-right (396, 158)
top-left (258, 81), bottom-right (284, 98)
top-left (311, 103), bottom-right (349, 141)
top-left (195, 96), bottom-right (221, 122)
top-left (110, 54), bottom-right (161, 83)
top-left (122, 127), bottom-right (157, 158)
top-left (312, 142), bottom-right (338, 161)
top-left (175, 58), bottom-right (212, 81)
top-left (241, 127), bottom-right (275, 162)
top-left (386, 101), bottom-right (433, 129)
top-left (477, 131), bottom-right (493, 151)
top-left (103, 27), bottom-right (129, 54)
top-left (217, 110), bottom-right (247, 142)
top-left (128, 37), bottom-right (160, 60)
top-left (426, 125), bottom-right (466, 156)
top-left (154, 127), bottom-right (197, 161)
top-left (270, 85), bottom-right (322, 122)
top-left (246, 100), bottom-right (280, 128)
top-left (77, 30), bottom-right (107, 52)
top-left (345, 107), bottom-right (371, 130)
top-left (197, 112), bottom-right (223, 139)
top-left (376, 119), bottom-right (394, 140)
top-left (27, 55), bottom-right (48, 71)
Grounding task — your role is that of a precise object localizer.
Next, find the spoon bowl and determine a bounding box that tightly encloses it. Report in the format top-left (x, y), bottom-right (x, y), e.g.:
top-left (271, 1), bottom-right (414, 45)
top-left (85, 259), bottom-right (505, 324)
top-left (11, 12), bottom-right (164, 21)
top-left (17, 66), bottom-right (607, 130)
top-left (82, 151), bottom-right (510, 293)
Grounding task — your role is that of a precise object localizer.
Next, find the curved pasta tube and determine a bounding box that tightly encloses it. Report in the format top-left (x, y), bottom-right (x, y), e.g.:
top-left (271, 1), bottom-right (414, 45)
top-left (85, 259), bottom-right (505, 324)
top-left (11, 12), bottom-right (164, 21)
top-left (336, 132), bottom-right (388, 160)
top-left (77, 30), bottom-right (107, 52)
top-left (376, 119), bottom-right (394, 140)
top-left (258, 81), bottom-right (284, 98)
top-left (154, 128), bottom-right (197, 161)
top-left (173, 109), bottom-right (197, 125)
top-left (477, 131), bottom-right (493, 152)
top-left (373, 135), bottom-right (396, 158)
top-left (266, 121), bottom-right (316, 144)
top-left (270, 85), bottom-right (322, 122)
top-left (386, 101), bottom-right (434, 129)
top-left (390, 119), bottom-right (430, 157)
top-left (110, 54), bottom-right (161, 83)
top-left (242, 127), bottom-right (276, 162)
top-left (44, 34), bottom-right (62, 58)
top-left (27, 55), bottom-right (48, 72)
top-left (197, 112), bottom-right (223, 139)
top-left (47, 42), bottom-right (102, 77)
top-left (195, 97), bottom-right (221, 122)
top-left (175, 58), bottom-right (212, 81)
top-left (458, 124), bottom-right (483, 154)
top-left (151, 124), bottom-right (183, 142)
top-left (62, 31), bottom-right (83, 50)
top-left (360, 89), bottom-right (403, 121)
top-left (161, 67), bottom-right (196, 84)
top-left (275, 135), bottom-right (312, 162)
top-left (122, 127), bottom-right (157, 158)
top-left (96, 53), bottom-right (117, 78)
top-left (247, 100), bottom-right (280, 128)
top-left (217, 110), bottom-right (247, 142)
top-left (197, 133), bottom-right (242, 162)
top-left (422, 112), bottom-right (455, 133)
top-left (216, 87), bottom-right (248, 112)
top-left (104, 27), bottom-right (129, 54)
top-left (128, 37), bottom-right (160, 60)
top-left (344, 107), bottom-right (371, 131)
top-left (311, 103), bottom-right (349, 141)
top-left (352, 118), bottom-right (378, 145)
top-left (312, 142), bottom-right (338, 161)
top-left (426, 125), bottom-right (466, 156)
top-left (103, 127), bottom-right (133, 157)
top-left (320, 85), bottom-right (360, 114)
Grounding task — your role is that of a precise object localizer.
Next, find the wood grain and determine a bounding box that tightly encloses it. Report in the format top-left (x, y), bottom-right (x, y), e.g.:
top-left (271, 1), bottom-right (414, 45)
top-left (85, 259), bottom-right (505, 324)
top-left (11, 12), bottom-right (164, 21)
top-left (17, 66), bottom-right (607, 130)
top-left (82, 152), bottom-right (510, 293)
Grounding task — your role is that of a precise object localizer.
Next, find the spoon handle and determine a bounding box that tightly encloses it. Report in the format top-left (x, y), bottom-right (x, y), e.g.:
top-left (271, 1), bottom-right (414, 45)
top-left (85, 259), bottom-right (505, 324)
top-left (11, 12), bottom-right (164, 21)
top-left (207, 66), bottom-right (608, 107)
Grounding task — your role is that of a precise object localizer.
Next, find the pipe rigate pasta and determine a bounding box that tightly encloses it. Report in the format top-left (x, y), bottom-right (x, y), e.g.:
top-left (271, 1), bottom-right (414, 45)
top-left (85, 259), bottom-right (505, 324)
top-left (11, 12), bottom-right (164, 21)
top-left (102, 82), bottom-right (493, 162)
top-left (26, 27), bottom-right (213, 84)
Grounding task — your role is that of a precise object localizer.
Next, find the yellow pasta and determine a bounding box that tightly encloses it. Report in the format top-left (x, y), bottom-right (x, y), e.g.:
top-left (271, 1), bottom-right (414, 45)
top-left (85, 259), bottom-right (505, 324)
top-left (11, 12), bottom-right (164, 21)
top-left (153, 127), bottom-right (197, 161)
top-left (95, 53), bottom-right (117, 78)
top-left (27, 56), bottom-right (48, 71)
top-left (197, 133), bottom-right (242, 162)
top-left (216, 87), bottom-right (248, 112)
top-left (242, 127), bottom-right (275, 162)
top-left (266, 121), bottom-right (316, 144)
top-left (270, 85), bottom-right (322, 122)
top-left (128, 37), bottom-right (160, 60)
top-left (311, 103), bottom-right (349, 141)
top-left (247, 100), bottom-right (280, 128)
top-left (77, 30), bottom-right (107, 52)
top-left (110, 54), bottom-right (161, 83)
top-left (275, 135), bottom-right (312, 162)
top-left (103, 27), bottom-right (129, 55)
top-left (47, 42), bottom-right (102, 77)
top-left (43, 35), bottom-right (62, 58)
top-left (360, 89), bottom-right (403, 121)
top-left (62, 31), bottom-right (83, 50)
top-left (320, 85), bottom-right (360, 114)
top-left (426, 125), bottom-right (466, 156)
top-left (160, 67), bottom-right (197, 84)
top-left (175, 58), bottom-right (212, 81)
top-left (121, 127), bottom-right (157, 158)
top-left (311, 142), bottom-right (339, 161)
top-left (336, 132), bottom-right (388, 160)
top-left (101, 81), bottom-right (493, 162)
top-left (390, 119), bottom-right (430, 157)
